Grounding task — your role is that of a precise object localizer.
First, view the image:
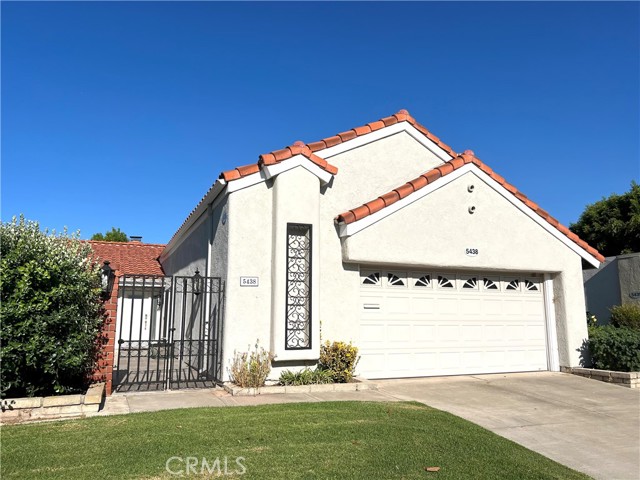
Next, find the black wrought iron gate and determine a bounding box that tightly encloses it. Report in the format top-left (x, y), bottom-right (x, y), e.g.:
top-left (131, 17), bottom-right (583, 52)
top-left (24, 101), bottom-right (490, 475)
top-left (113, 273), bottom-right (224, 392)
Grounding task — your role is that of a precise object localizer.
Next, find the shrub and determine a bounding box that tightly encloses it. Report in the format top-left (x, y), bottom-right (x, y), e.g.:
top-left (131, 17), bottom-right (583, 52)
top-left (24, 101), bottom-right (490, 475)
top-left (318, 341), bottom-right (360, 383)
top-left (229, 342), bottom-right (274, 388)
top-left (588, 326), bottom-right (640, 372)
top-left (610, 304), bottom-right (640, 330)
top-left (279, 368), bottom-right (334, 386)
top-left (586, 311), bottom-right (598, 327)
top-left (0, 216), bottom-right (106, 398)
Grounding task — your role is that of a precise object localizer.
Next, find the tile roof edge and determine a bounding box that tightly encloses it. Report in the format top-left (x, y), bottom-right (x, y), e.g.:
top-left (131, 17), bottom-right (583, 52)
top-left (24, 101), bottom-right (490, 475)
top-left (86, 240), bottom-right (166, 248)
top-left (335, 152), bottom-right (604, 264)
top-left (220, 109), bottom-right (456, 184)
top-left (169, 109), bottom-right (454, 254)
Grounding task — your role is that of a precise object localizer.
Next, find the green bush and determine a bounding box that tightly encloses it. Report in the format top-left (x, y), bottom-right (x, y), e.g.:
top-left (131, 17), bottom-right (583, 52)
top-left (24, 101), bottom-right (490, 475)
top-left (229, 342), bottom-right (274, 388)
top-left (318, 341), bottom-right (360, 383)
top-left (279, 367), bottom-right (334, 386)
top-left (0, 216), bottom-right (106, 398)
top-left (610, 304), bottom-right (640, 330)
top-left (588, 326), bottom-right (640, 372)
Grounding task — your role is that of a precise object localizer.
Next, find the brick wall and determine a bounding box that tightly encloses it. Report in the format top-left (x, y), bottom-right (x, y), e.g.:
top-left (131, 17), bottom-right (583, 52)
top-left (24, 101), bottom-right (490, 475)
top-left (91, 279), bottom-right (119, 395)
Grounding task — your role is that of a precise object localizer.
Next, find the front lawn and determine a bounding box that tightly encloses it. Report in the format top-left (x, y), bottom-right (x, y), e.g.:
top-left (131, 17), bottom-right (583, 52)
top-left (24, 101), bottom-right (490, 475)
top-left (1, 401), bottom-right (590, 479)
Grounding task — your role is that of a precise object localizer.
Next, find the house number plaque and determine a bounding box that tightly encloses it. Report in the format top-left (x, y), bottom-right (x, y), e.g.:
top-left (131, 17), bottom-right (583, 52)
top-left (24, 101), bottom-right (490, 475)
top-left (240, 276), bottom-right (259, 287)
top-left (465, 248), bottom-right (479, 257)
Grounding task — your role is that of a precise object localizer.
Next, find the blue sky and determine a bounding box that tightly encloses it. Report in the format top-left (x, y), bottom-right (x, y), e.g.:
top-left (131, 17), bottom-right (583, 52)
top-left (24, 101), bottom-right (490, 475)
top-left (2, 1), bottom-right (638, 245)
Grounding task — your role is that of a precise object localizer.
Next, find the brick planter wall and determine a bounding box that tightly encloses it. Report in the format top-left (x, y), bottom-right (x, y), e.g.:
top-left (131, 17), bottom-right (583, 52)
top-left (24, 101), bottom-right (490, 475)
top-left (562, 367), bottom-right (639, 388)
top-left (0, 383), bottom-right (105, 424)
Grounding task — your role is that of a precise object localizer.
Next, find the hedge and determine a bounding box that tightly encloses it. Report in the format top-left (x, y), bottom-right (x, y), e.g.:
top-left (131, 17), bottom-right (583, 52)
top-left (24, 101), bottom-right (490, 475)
top-left (588, 326), bottom-right (640, 372)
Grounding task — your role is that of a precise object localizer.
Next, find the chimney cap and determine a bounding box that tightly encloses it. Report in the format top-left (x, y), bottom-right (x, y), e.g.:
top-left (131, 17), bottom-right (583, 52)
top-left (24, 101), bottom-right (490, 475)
top-left (130, 236), bottom-right (142, 242)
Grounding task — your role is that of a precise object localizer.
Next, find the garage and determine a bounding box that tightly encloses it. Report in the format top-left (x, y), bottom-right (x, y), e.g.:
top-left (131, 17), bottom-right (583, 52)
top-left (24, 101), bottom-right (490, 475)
top-left (359, 269), bottom-right (548, 378)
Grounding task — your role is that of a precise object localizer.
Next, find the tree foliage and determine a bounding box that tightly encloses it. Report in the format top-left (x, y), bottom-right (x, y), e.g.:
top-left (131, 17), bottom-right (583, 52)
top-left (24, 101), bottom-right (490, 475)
top-left (91, 227), bottom-right (129, 242)
top-left (569, 181), bottom-right (640, 257)
top-left (0, 216), bottom-right (106, 398)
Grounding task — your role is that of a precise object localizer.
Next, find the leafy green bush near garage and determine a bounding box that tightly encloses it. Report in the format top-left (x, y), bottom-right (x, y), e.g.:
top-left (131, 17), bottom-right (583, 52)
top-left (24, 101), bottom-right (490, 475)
top-left (587, 326), bottom-right (640, 372)
top-left (610, 304), bottom-right (640, 330)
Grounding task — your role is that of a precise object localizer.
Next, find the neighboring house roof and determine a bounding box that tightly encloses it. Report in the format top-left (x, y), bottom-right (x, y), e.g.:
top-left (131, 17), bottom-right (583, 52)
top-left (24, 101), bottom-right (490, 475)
top-left (335, 151), bottom-right (605, 264)
top-left (88, 241), bottom-right (165, 276)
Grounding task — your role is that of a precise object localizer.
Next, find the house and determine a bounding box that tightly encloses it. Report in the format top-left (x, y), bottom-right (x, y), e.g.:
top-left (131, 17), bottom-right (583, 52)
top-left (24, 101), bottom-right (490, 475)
top-left (583, 253), bottom-right (640, 324)
top-left (89, 240), bottom-right (165, 393)
top-left (157, 109), bottom-right (604, 383)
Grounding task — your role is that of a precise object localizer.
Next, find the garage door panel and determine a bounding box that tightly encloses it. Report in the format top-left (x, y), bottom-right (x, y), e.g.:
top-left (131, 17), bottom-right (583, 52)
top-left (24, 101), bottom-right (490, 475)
top-left (360, 268), bottom-right (547, 378)
top-left (411, 297), bottom-right (434, 315)
top-left (461, 325), bottom-right (483, 341)
top-left (459, 297), bottom-right (482, 316)
top-left (360, 323), bottom-right (385, 344)
top-left (436, 297), bottom-right (459, 315)
top-left (482, 299), bottom-right (504, 316)
top-left (388, 324), bottom-right (412, 343)
top-left (413, 324), bottom-right (436, 343)
top-left (387, 296), bottom-right (410, 314)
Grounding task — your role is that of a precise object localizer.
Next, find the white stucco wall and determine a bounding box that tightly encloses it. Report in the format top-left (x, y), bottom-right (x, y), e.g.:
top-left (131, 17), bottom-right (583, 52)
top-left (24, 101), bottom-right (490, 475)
top-left (221, 180), bottom-right (274, 380)
top-left (161, 213), bottom-right (210, 277)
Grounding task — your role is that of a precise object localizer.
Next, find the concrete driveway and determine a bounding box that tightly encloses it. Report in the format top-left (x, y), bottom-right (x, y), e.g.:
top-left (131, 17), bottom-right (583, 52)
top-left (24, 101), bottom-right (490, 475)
top-left (377, 372), bottom-right (640, 480)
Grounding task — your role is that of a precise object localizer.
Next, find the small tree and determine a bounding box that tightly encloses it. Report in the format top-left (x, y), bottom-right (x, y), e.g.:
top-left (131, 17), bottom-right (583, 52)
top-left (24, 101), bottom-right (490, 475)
top-left (569, 181), bottom-right (640, 257)
top-left (91, 227), bottom-right (129, 242)
top-left (0, 216), bottom-right (106, 398)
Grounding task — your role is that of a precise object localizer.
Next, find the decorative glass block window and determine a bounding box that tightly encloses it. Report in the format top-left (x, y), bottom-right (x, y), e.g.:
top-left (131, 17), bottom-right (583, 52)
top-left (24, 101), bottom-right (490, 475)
top-left (414, 274), bottom-right (431, 287)
top-left (462, 277), bottom-right (478, 289)
top-left (506, 279), bottom-right (520, 291)
top-left (361, 272), bottom-right (381, 286)
top-left (387, 273), bottom-right (405, 287)
top-left (437, 275), bottom-right (454, 288)
top-left (285, 223), bottom-right (312, 350)
top-left (482, 277), bottom-right (499, 290)
top-left (524, 280), bottom-right (539, 292)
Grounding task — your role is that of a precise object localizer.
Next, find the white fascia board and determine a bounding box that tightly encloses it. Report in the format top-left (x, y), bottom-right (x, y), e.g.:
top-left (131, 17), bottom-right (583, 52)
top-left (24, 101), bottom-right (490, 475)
top-left (339, 164), bottom-right (473, 237)
top-left (262, 155), bottom-right (334, 185)
top-left (339, 163), bottom-right (601, 268)
top-left (161, 179), bottom-right (227, 261)
top-left (317, 122), bottom-right (453, 162)
top-left (225, 169), bottom-right (268, 194)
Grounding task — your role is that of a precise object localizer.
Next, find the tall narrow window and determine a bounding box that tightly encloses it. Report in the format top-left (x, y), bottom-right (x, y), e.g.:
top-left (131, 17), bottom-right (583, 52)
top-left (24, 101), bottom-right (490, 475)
top-left (285, 223), bottom-right (312, 350)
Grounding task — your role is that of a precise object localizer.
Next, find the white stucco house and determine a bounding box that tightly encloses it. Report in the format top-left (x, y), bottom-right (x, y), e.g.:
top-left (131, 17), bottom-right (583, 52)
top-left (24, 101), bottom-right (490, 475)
top-left (159, 109), bottom-right (604, 382)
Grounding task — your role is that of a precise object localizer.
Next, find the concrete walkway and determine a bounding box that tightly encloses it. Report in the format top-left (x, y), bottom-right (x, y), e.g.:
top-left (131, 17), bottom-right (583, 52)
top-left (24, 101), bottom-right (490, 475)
top-left (94, 386), bottom-right (399, 416)
top-left (94, 372), bottom-right (639, 480)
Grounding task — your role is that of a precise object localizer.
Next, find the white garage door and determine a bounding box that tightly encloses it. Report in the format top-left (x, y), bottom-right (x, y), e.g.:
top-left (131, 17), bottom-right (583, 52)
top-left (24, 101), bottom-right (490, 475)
top-left (359, 269), bottom-right (548, 378)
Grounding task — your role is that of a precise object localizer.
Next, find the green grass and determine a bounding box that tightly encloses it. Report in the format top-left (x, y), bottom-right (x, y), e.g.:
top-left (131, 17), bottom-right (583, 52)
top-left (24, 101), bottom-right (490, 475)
top-left (1, 401), bottom-right (590, 479)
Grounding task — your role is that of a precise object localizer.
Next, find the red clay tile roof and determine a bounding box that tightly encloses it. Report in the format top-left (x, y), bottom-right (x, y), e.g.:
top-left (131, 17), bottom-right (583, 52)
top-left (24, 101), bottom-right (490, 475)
top-left (88, 241), bottom-right (165, 276)
top-left (219, 143), bottom-right (338, 182)
top-left (305, 109), bottom-right (457, 158)
top-left (218, 109), bottom-right (455, 183)
top-left (335, 151), bottom-right (605, 263)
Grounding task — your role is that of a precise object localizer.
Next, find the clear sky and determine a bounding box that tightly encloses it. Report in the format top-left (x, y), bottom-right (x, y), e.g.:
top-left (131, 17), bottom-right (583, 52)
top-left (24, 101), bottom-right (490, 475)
top-left (2, 1), bottom-right (638, 245)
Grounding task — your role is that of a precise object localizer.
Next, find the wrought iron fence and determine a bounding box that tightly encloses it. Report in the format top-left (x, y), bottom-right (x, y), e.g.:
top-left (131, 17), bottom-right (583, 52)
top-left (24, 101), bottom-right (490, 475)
top-left (113, 273), bottom-right (224, 392)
